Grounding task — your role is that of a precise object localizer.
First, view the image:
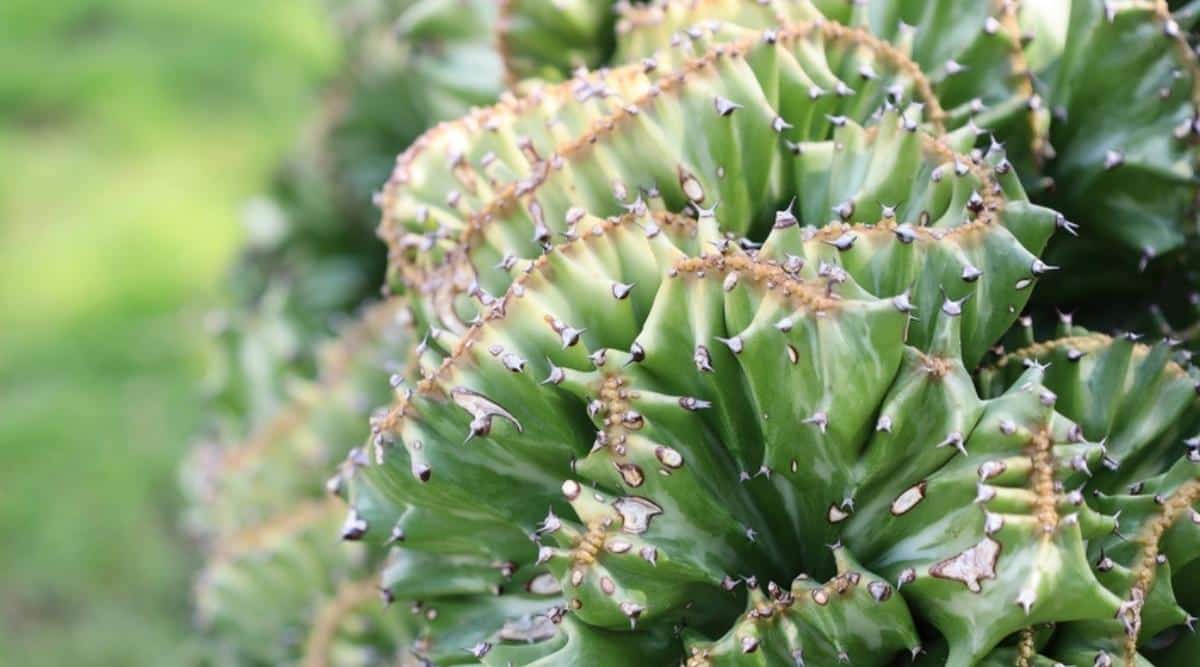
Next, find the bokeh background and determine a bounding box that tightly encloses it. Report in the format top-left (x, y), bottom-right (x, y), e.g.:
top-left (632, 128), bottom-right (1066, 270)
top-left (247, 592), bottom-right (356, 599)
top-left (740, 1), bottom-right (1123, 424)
top-left (0, 1), bottom-right (338, 663)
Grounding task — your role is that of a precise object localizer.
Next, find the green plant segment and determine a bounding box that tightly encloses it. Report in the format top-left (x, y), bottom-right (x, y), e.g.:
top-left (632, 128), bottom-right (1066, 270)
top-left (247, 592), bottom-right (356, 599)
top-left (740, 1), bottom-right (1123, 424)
top-left (190, 1), bottom-right (1200, 665)
top-left (206, 0), bottom-right (616, 430)
top-left (614, 0), bottom-right (1200, 269)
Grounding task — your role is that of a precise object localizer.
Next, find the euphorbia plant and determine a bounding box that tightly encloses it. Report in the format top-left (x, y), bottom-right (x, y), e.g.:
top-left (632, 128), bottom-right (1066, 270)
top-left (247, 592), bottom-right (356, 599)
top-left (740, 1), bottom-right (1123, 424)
top-left (191, 2), bottom-right (1200, 665)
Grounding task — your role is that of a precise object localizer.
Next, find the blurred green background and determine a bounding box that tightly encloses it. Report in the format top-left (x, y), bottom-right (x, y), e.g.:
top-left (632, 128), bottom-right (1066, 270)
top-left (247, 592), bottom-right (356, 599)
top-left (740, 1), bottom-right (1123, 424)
top-left (0, 1), bottom-right (339, 663)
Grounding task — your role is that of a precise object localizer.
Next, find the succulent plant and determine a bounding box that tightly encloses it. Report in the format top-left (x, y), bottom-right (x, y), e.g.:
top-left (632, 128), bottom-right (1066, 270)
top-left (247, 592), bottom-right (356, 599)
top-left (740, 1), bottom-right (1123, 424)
top-left (396, 0), bottom-right (616, 88)
top-left (616, 0), bottom-right (1200, 270)
top-left (204, 0), bottom-right (423, 429)
top-left (191, 1), bottom-right (1200, 665)
top-left (204, 0), bottom-right (613, 429)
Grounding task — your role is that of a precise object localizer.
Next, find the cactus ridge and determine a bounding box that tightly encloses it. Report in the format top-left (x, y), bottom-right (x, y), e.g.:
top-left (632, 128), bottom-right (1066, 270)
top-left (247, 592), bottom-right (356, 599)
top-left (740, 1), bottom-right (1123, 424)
top-left (617, 0), bottom-right (1200, 262)
top-left (300, 577), bottom-right (382, 667)
top-left (378, 16), bottom-right (962, 286)
top-left (215, 300), bottom-right (413, 477)
top-left (351, 180), bottom-right (1119, 664)
top-left (1122, 478), bottom-right (1200, 663)
top-left (412, 112), bottom-right (1052, 371)
top-left (186, 299), bottom-right (413, 539)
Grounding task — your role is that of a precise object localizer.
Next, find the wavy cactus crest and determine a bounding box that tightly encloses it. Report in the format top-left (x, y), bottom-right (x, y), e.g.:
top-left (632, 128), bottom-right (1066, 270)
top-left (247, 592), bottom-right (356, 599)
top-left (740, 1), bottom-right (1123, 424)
top-left (190, 1), bottom-right (1200, 666)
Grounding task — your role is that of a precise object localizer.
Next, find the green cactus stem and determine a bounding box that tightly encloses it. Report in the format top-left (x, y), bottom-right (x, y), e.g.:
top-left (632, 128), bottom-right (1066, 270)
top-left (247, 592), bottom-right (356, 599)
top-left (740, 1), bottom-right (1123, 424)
top-left (190, 3), bottom-right (1200, 664)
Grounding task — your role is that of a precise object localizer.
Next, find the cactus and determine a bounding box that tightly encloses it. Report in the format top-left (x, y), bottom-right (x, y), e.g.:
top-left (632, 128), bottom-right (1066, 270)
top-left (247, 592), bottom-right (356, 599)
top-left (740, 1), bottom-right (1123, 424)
top-left (204, 0), bottom-right (613, 428)
top-left (191, 1), bottom-right (1200, 665)
top-left (614, 0), bottom-right (1200, 270)
top-left (204, 0), bottom-right (425, 428)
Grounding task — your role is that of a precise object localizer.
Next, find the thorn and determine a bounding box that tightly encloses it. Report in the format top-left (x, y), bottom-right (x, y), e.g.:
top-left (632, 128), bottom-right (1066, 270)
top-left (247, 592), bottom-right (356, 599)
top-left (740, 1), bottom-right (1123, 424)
top-left (559, 326), bottom-right (585, 349)
top-left (640, 546), bottom-right (657, 565)
top-left (340, 511), bottom-right (368, 541)
top-left (1016, 588), bottom-right (1036, 615)
top-left (1139, 248), bottom-right (1156, 272)
top-left (538, 509), bottom-right (562, 536)
top-left (501, 353), bottom-right (526, 373)
top-left (1030, 259), bottom-right (1058, 276)
top-left (621, 195), bottom-right (647, 215)
top-left (542, 361), bottom-right (565, 385)
top-left (1103, 149), bottom-right (1124, 170)
top-left (619, 601), bottom-right (644, 629)
top-left (826, 231), bottom-right (857, 250)
top-left (1055, 213), bottom-right (1079, 236)
top-left (386, 523), bottom-right (406, 545)
top-left (695, 200), bottom-right (720, 219)
top-left (891, 290), bottom-right (914, 313)
top-left (713, 96), bottom-right (742, 116)
top-left (466, 642), bottom-right (492, 659)
top-left (590, 349), bottom-right (607, 367)
top-left (775, 199), bottom-right (798, 228)
top-left (975, 483), bottom-right (997, 504)
top-left (937, 432), bottom-right (967, 455)
top-left (413, 462), bottom-right (433, 482)
top-left (564, 207), bottom-right (586, 227)
top-left (628, 343), bottom-right (648, 364)
top-left (803, 411), bottom-right (829, 433)
top-left (835, 199), bottom-right (854, 220)
top-left (941, 291), bottom-right (972, 317)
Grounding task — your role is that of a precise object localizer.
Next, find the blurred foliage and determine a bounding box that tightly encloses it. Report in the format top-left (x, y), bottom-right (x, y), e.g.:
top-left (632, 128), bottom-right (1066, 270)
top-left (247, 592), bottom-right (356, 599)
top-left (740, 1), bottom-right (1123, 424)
top-left (0, 0), bottom-right (339, 664)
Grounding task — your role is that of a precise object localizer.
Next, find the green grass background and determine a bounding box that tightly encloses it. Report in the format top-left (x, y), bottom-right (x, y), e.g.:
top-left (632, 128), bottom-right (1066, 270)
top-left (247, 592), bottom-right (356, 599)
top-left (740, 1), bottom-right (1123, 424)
top-left (0, 1), bottom-right (337, 663)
